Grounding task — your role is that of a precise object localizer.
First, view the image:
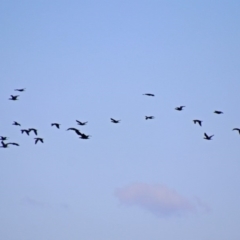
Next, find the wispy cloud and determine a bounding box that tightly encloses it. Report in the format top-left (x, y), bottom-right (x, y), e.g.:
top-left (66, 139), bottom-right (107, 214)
top-left (115, 183), bottom-right (207, 217)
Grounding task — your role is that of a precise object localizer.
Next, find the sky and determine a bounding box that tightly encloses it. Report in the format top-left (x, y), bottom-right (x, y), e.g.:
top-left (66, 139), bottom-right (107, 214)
top-left (1, 0), bottom-right (240, 239)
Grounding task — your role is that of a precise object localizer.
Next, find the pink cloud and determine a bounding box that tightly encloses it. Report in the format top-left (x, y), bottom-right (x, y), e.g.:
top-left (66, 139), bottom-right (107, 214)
top-left (115, 183), bottom-right (204, 217)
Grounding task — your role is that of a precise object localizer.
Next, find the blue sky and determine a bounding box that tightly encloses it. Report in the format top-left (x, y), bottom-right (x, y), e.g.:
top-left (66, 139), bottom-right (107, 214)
top-left (1, 1), bottom-right (240, 239)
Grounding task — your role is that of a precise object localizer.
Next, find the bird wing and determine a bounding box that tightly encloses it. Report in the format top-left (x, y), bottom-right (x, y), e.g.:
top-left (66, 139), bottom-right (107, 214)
top-left (204, 133), bottom-right (208, 138)
top-left (8, 142), bottom-right (19, 146)
top-left (67, 128), bottom-right (77, 131)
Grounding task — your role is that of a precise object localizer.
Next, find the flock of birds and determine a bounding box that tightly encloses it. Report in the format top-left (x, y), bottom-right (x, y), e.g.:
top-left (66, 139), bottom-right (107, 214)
top-left (2, 89), bottom-right (240, 149)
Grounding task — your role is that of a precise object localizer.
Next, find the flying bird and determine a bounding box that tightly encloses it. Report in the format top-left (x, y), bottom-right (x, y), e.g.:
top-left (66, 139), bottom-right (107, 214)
top-left (34, 138), bottom-right (43, 144)
top-left (145, 116), bottom-right (155, 120)
top-left (13, 121), bottom-right (21, 126)
top-left (9, 95), bottom-right (19, 101)
top-left (0, 136), bottom-right (8, 141)
top-left (193, 120), bottom-right (202, 126)
top-left (1, 141), bottom-right (19, 148)
top-left (175, 106), bottom-right (185, 111)
top-left (51, 123), bottom-right (60, 129)
top-left (143, 93), bottom-right (155, 97)
top-left (204, 133), bottom-right (214, 140)
top-left (29, 128), bottom-right (38, 135)
top-left (15, 88), bottom-right (25, 92)
top-left (76, 120), bottom-right (88, 126)
top-left (67, 128), bottom-right (82, 136)
top-left (21, 129), bottom-right (30, 135)
top-left (214, 111), bottom-right (223, 114)
top-left (111, 118), bottom-right (120, 123)
top-left (232, 128), bottom-right (240, 134)
top-left (79, 133), bottom-right (91, 139)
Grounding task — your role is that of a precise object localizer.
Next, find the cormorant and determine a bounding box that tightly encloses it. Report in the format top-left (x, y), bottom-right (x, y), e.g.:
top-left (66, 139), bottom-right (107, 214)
top-left (35, 138), bottom-right (43, 144)
top-left (76, 120), bottom-right (88, 126)
top-left (145, 116), bottom-right (155, 120)
top-left (143, 93), bottom-right (155, 97)
top-left (9, 95), bottom-right (19, 101)
top-left (204, 133), bottom-right (214, 140)
top-left (214, 111), bottom-right (223, 114)
top-left (79, 133), bottom-right (91, 139)
top-left (1, 141), bottom-right (19, 148)
top-left (175, 106), bottom-right (185, 111)
top-left (51, 123), bottom-right (60, 129)
top-left (0, 136), bottom-right (8, 141)
top-left (29, 128), bottom-right (38, 135)
top-left (193, 120), bottom-right (202, 126)
top-left (21, 129), bottom-right (30, 135)
top-left (111, 118), bottom-right (120, 123)
top-left (15, 88), bottom-right (25, 92)
top-left (13, 121), bottom-right (21, 126)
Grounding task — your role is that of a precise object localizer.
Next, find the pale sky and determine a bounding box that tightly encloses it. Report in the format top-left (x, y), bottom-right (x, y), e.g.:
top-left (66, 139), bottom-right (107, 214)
top-left (1, 1), bottom-right (240, 240)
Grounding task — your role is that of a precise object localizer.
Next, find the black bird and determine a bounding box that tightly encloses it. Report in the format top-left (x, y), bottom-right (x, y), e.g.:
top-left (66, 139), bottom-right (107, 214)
top-left (51, 123), bottom-right (60, 129)
top-left (145, 116), bottom-right (155, 120)
top-left (111, 118), bottom-right (120, 123)
top-left (175, 106), bottom-right (185, 111)
top-left (0, 136), bottom-right (8, 141)
top-left (15, 88), bottom-right (25, 92)
top-left (21, 129), bottom-right (30, 135)
top-left (232, 128), bottom-right (240, 134)
top-left (29, 128), bottom-right (38, 135)
top-left (204, 133), bottom-right (214, 140)
top-left (13, 121), bottom-right (21, 126)
top-left (76, 120), bottom-right (88, 126)
top-left (143, 93), bottom-right (155, 97)
top-left (67, 128), bottom-right (82, 136)
top-left (193, 120), bottom-right (202, 126)
top-left (35, 138), bottom-right (43, 144)
top-left (214, 111), bottom-right (223, 114)
top-left (9, 95), bottom-right (19, 101)
top-left (79, 133), bottom-right (91, 139)
top-left (1, 141), bottom-right (19, 148)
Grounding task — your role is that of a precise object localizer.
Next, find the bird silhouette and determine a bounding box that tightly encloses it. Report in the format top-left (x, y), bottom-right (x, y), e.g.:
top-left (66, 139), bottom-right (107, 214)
top-left (34, 138), bottom-right (43, 144)
top-left (145, 116), bottom-right (155, 120)
top-left (51, 123), bottom-right (60, 129)
top-left (29, 128), bottom-right (38, 135)
top-left (1, 141), bottom-right (19, 148)
top-left (111, 118), bottom-right (120, 123)
top-left (9, 95), bottom-right (19, 101)
top-left (204, 133), bottom-right (214, 140)
top-left (0, 136), bottom-right (8, 141)
top-left (13, 121), bottom-right (21, 126)
top-left (175, 106), bottom-right (185, 111)
top-left (76, 120), bottom-right (88, 126)
top-left (67, 128), bottom-right (82, 136)
top-left (193, 120), bottom-right (202, 126)
top-left (21, 129), bottom-right (30, 135)
top-left (214, 111), bottom-right (223, 114)
top-left (143, 93), bottom-right (155, 97)
top-left (14, 88), bottom-right (25, 92)
top-left (79, 133), bottom-right (91, 139)
top-left (232, 128), bottom-right (240, 134)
